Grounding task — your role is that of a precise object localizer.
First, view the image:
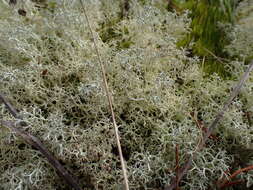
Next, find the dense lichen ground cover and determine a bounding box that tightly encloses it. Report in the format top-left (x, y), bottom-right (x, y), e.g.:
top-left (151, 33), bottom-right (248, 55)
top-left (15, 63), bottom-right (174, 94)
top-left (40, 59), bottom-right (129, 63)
top-left (0, 0), bottom-right (252, 189)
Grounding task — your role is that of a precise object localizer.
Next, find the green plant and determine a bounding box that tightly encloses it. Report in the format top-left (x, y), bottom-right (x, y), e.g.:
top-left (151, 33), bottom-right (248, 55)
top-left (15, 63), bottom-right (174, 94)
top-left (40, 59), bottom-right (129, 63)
top-left (173, 0), bottom-right (239, 77)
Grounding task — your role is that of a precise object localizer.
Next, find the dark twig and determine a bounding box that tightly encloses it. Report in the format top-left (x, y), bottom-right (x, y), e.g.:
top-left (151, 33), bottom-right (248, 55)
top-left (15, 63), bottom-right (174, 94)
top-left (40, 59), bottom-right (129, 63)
top-left (201, 61), bottom-right (253, 149)
top-left (0, 93), bottom-right (23, 120)
top-left (0, 93), bottom-right (82, 190)
top-left (190, 112), bottom-right (219, 141)
top-left (0, 120), bottom-right (82, 190)
top-left (164, 60), bottom-right (253, 190)
top-left (245, 111), bottom-right (252, 127)
top-left (165, 158), bottom-right (192, 190)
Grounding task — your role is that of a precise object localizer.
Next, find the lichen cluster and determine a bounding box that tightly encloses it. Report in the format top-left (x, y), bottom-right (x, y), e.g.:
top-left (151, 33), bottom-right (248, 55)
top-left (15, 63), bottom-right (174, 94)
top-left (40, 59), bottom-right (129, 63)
top-left (225, 0), bottom-right (253, 62)
top-left (0, 0), bottom-right (252, 189)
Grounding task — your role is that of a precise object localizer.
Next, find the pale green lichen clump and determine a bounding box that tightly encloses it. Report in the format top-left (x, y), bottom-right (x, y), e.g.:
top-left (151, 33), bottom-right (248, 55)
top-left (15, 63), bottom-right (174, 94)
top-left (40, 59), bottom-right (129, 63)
top-left (225, 0), bottom-right (253, 61)
top-left (0, 0), bottom-right (252, 189)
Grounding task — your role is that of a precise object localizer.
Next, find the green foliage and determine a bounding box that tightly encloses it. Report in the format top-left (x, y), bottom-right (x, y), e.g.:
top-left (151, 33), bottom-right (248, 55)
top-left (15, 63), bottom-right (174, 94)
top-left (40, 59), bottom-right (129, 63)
top-left (175, 0), bottom-right (239, 77)
top-left (178, 0), bottom-right (237, 55)
top-left (0, 0), bottom-right (252, 189)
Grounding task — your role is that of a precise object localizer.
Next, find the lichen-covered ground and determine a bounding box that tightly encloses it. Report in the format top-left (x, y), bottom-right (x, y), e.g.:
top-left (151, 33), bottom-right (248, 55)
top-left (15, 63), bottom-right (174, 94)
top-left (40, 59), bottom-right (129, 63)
top-left (0, 0), bottom-right (252, 189)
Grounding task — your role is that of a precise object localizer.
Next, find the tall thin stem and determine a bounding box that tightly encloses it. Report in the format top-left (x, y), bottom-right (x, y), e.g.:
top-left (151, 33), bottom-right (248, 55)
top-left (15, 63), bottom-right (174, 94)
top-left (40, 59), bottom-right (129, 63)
top-left (78, 1), bottom-right (129, 190)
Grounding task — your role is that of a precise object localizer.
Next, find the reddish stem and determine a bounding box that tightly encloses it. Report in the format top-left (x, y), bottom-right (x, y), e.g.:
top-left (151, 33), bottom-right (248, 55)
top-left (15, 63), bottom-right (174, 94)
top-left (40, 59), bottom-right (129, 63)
top-left (219, 165), bottom-right (253, 188)
top-left (220, 179), bottom-right (244, 189)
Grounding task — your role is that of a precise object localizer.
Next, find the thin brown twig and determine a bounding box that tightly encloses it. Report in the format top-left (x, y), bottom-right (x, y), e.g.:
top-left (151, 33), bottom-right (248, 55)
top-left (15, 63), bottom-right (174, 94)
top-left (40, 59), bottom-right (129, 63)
top-left (190, 112), bottom-right (219, 141)
top-left (0, 119), bottom-right (82, 190)
top-left (164, 60), bottom-right (253, 190)
top-left (219, 179), bottom-right (245, 189)
top-left (164, 157), bottom-right (192, 190)
top-left (78, 1), bottom-right (129, 189)
top-left (245, 111), bottom-right (252, 127)
top-left (218, 165), bottom-right (253, 188)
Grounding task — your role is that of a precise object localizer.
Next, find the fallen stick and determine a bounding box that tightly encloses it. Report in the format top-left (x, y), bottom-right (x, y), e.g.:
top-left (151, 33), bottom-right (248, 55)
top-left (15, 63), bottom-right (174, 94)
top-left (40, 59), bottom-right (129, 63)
top-left (0, 94), bottom-right (82, 190)
top-left (164, 60), bottom-right (253, 190)
top-left (0, 93), bottom-right (23, 120)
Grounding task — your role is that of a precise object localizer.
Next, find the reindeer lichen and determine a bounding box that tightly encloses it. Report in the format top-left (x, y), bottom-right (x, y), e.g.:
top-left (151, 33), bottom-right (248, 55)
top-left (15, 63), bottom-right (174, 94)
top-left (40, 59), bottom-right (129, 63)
top-left (0, 0), bottom-right (252, 189)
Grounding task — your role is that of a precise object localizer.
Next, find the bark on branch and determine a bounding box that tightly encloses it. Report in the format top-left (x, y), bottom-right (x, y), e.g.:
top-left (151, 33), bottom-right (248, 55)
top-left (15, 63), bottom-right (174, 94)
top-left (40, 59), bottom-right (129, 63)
top-left (0, 94), bottom-right (82, 190)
